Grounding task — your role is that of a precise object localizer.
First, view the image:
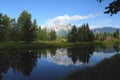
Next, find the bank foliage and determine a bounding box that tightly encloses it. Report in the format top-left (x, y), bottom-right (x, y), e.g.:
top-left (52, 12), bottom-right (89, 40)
top-left (0, 10), bottom-right (57, 43)
top-left (67, 24), bottom-right (94, 42)
top-left (0, 10), bottom-right (120, 43)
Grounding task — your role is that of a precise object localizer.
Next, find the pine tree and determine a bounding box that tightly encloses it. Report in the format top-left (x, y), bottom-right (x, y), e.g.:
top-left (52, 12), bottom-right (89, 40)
top-left (68, 23), bottom-right (94, 42)
top-left (1, 14), bottom-right (11, 41)
top-left (9, 18), bottom-right (20, 41)
top-left (18, 10), bottom-right (33, 43)
top-left (116, 29), bottom-right (119, 39)
top-left (88, 31), bottom-right (95, 41)
top-left (37, 26), bottom-right (42, 40)
top-left (113, 29), bottom-right (119, 39)
top-left (68, 25), bottom-right (78, 42)
top-left (78, 27), bottom-right (83, 41)
top-left (50, 30), bottom-right (57, 40)
top-left (0, 13), bottom-right (3, 41)
top-left (31, 19), bottom-right (38, 41)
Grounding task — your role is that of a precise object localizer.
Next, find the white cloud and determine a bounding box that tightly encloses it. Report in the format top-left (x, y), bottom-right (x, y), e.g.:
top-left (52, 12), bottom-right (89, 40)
top-left (47, 14), bottom-right (93, 25)
top-left (90, 25), bottom-right (98, 29)
top-left (42, 13), bottom-right (102, 31)
top-left (44, 13), bottom-right (102, 26)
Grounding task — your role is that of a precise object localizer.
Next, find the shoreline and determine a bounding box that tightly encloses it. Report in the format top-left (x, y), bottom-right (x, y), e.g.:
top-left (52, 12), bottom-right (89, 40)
top-left (0, 40), bottom-right (120, 50)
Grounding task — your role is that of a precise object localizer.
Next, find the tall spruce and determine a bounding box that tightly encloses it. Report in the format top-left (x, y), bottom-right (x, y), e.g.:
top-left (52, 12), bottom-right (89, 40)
top-left (9, 18), bottom-right (20, 41)
top-left (2, 15), bottom-right (11, 41)
top-left (68, 25), bottom-right (78, 42)
top-left (113, 29), bottom-right (119, 39)
top-left (37, 26), bottom-right (42, 40)
top-left (0, 13), bottom-right (3, 41)
top-left (50, 30), bottom-right (57, 40)
top-left (31, 19), bottom-right (38, 41)
top-left (18, 10), bottom-right (33, 43)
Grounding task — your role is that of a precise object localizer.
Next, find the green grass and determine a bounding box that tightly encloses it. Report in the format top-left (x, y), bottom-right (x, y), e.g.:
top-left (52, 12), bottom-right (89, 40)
top-left (65, 54), bottom-right (120, 80)
top-left (0, 40), bottom-right (120, 50)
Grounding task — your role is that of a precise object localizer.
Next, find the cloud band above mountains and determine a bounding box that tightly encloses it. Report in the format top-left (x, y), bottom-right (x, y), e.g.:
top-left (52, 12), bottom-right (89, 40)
top-left (42, 13), bottom-right (102, 32)
top-left (46, 13), bottom-right (102, 26)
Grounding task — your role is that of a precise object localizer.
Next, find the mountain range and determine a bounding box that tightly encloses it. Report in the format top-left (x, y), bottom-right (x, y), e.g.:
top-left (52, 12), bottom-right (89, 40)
top-left (92, 27), bottom-right (120, 33)
top-left (44, 24), bottom-right (72, 37)
top-left (57, 27), bottom-right (120, 37)
top-left (45, 24), bottom-right (120, 37)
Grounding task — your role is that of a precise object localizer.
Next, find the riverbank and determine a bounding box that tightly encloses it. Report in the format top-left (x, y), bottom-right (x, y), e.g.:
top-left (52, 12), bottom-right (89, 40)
top-left (0, 40), bottom-right (120, 50)
top-left (65, 54), bottom-right (120, 80)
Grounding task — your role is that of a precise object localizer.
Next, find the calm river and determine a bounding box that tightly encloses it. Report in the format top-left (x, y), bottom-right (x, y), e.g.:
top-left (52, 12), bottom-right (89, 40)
top-left (0, 44), bottom-right (119, 80)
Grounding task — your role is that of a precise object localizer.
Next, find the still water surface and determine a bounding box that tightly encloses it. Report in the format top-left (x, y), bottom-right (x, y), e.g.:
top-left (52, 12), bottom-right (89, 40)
top-left (0, 45), bottom-right (119, 80)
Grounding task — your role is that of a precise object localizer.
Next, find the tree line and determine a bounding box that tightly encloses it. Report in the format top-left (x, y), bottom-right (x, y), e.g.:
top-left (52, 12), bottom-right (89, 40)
top-left (0, 10), bottom-right (57, 43)
top-left (67, 24), bottom-right (94, 42)
top-left (68, 24), bottom-right (120, 42)
top-left (95, 29), bottom-right (120, 41)
top-left (0, 10), bottom-right (119, 43)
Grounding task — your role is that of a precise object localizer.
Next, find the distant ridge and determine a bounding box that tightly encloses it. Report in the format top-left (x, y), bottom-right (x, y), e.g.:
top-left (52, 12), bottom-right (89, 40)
top-left (52, 26), bottom-right (120, 37)
top-left (92, 27), bottom-right (120, 33)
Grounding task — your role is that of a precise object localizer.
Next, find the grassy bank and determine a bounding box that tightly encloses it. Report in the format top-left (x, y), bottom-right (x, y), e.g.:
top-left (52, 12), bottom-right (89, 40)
top-left (66, 54), bottom-right (120, 80)
top-left (0, 40), bottom-right (120, 50)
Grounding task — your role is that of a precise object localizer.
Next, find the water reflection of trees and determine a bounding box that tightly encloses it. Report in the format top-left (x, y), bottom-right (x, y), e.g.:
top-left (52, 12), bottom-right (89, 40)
top-left (66, 54), bottom-right (120, 80)
top-left (0, 50), bottom-right (38, 79)
top-left (66, 44), bottom-right (120, 80)
top-left (0, 44), bottom-right (119, 80)
top-left (113, 44), bottom-right (120, 53)
top-left (67, 47), bottom-right (95, 64)
top-left (95, 44), bottom-right (120, 54)
top-left (0, 48), bottom-right (58, 79)
top-left (0, 52), bottom-right (10, 80)
top-left (37, 48), bottom-right (57, 58)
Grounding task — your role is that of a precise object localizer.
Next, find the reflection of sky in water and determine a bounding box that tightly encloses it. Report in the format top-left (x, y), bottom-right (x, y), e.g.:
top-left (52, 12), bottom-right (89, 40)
top-left (89, 52), bottom-right (116, 66)
top-left (47, 49), bottom-right (83, 66)
top-left (3, 47), bottom-right (118, 80)
top-left (46, 49), bottom-right (116, 66)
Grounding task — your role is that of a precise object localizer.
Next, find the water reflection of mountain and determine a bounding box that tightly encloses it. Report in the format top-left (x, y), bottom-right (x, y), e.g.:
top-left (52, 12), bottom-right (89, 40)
top-left (47, 48), bottom-right (83, 66)
top-left (46, 45), bottom-right (120, 66)
top-left (47, 47), bottom-right (95, 66)
top-left (0, 44), bottom-right (119, 80)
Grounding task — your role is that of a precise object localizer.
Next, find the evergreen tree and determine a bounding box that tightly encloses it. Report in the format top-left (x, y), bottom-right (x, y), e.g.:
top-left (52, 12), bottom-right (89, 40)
top-left (31, 19), bottom-right (38, 41)
top-left (1, 15), bottom-right (11, 41)
top-left (0, 13), bottom-right (3, 41)
top-left (113, 29), bottom-right (119, 39)
top-left (9, 18), bottom-right (20, 41)
top-left (41, 28), bottom-right (48, 40)
top-left (18, 10), bottom-right (33, 43)
top-left (98, 0), bottom-right (120, 16)
top-left (95, 32), bottom-right (99, 40)
top-left (50, 30), bottom-right (57, 40)
top-left (37, 26), bottom-right (42, 40)
top-left (116, 29), bottom-right (119, 39)
top-left (78, 27), bottom-right (83, 41)
top-left (103, 32), bottom-right (107, 40)
top-left (68, 23), bottom-right (94, 42)
top-left (68, 25), bottom-right (78, 42)
top-left (81, 24), bottom-right (86, 41)
top-left (85, 23), bottom-right (90, 41)
top-left (37, 27), bottom-right (57, 41)
top-left (88, 31), bottom-right (95, 41)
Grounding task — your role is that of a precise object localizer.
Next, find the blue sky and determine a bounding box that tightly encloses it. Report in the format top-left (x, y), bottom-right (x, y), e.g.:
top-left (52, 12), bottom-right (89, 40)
top-left (0, 0), bottom-right (120, 29)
